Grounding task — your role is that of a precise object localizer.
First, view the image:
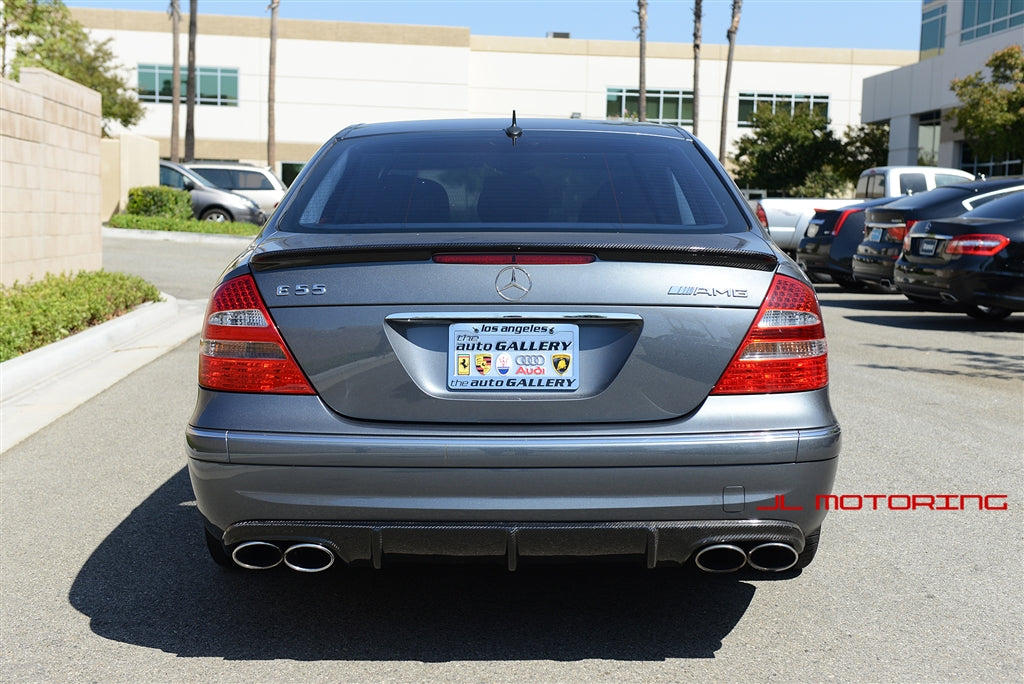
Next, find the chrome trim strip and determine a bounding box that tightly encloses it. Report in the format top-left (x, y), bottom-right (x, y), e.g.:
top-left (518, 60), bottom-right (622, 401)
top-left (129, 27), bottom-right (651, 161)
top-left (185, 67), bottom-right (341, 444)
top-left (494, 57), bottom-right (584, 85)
top-left (386, 311), bottom-right (644, 323)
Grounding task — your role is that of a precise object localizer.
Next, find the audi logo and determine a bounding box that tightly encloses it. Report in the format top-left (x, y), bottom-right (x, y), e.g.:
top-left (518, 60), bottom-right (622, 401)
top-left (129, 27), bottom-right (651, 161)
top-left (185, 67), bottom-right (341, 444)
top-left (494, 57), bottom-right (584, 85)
top-left (515, 355), bottom-right (546, 366)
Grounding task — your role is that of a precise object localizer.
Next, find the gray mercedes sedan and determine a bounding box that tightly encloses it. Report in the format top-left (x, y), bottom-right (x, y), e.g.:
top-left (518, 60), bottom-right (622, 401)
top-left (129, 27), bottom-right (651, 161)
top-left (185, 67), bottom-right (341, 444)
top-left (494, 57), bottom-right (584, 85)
top-left (186, 117), bottom-right (841, 575)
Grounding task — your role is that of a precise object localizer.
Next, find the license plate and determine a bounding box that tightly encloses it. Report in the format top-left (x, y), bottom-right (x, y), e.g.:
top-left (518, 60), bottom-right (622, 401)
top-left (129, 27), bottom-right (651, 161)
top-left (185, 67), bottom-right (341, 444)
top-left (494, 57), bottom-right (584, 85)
top-left (448, 322), bottom-right (579, 391)
top-left (868, 228), bottom-right (884, 242)
top-left (919, 238), bottom-right (937, 256)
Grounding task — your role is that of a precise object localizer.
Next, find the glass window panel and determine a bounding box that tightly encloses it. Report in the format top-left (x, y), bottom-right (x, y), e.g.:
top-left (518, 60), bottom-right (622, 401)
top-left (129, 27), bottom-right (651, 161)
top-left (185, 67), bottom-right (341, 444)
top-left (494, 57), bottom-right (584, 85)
top-left (962, 0), bottom-right (979, 28)
top-left (738, 99), bottom-right (755, 125)
top-left (606, 94), bottom-right (622, 118)
top-left (662, 97), bottom-right (679, 120)
top-left (646, 98), bottom-right (660, 121)
top-left (979, 0), bottom-right (992, 23)
top-left (624, 95), bottom-right (639, 119)
top-left (137, 67), bottom-right (156, 101)
top-left (679, 99), bottom-right (693, 123)
top-left (220, 70), bottom-right (238, 105)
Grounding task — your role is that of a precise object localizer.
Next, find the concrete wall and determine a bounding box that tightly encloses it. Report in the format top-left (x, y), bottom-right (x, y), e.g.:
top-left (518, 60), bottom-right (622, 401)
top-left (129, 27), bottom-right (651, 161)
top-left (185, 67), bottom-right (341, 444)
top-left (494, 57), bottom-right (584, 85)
top-left (1, 68), bottom-right (103, 287)
top-left (101, 134), bottom-right (160, 220)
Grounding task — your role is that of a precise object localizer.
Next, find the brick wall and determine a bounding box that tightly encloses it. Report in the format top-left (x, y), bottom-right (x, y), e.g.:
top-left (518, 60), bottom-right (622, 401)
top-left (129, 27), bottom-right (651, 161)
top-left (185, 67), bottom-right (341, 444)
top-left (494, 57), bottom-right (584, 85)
top-left (1, 68), bottom-right (103, 287)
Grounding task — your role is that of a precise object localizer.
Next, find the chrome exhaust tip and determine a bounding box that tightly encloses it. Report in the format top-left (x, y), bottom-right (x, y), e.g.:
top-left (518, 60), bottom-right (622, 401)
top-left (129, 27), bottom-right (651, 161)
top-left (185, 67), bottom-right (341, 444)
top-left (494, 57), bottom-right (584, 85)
top-left (694, 544), bottom-right (747, 573)
top-left (284, 543), bottom-right (336, 573)
top-left (232, 541), bottom-right (284, 570)
top-left (747, 542), bottom-right (799, 572)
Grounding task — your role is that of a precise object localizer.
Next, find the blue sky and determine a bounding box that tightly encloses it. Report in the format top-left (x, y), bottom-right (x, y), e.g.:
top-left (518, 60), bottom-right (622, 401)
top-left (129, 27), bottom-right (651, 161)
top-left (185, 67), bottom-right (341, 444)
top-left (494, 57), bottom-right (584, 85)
top-left (67, 0), bottom-right (925, 51)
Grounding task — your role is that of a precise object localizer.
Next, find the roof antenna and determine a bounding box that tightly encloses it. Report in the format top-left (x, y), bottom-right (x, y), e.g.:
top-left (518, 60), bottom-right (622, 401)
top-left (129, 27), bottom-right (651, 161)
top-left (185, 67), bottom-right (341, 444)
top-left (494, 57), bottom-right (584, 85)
top-left (504, 110), bottom-right (522, 145)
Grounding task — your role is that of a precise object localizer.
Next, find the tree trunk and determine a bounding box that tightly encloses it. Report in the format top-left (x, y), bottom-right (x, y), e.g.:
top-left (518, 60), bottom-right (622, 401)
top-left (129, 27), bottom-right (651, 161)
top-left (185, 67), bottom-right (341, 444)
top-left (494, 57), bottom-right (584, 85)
top-left (184, 0), bottom-right (197, 162)
top-left (169, 0), bottom-right (181, 162)
top-left (267, 0), bottom-right (279, 170)
top-left (637, 0), bottom-right (647, 122)
top-left (692, 0), bottom-right (701, 135)
top-left (719, 0), bottom-right (741, 162)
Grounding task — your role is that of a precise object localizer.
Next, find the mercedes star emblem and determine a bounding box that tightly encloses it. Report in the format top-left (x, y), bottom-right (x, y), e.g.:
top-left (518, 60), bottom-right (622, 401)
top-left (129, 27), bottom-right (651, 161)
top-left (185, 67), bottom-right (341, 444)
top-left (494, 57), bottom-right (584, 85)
top-left (495, 265), bottom-right (532, 301)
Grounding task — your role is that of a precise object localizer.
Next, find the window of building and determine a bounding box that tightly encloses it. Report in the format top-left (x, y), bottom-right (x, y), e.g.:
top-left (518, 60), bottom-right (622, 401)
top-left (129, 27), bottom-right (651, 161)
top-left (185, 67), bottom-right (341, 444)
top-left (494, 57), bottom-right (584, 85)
top-left (137, 65), bottom-right (239, 106)
top-left (606, 88), bottom-right (694, 126)
top-left (919, 2), bottom-right (946, 59)
top-left (960, 0), bottom-right (1024, 42)
top-left (917, 110), bottom-right (942, 165)
top-left (959, 144), bottom-right (1024, 178)
top-left (737, 92), bottom-right (829, 126)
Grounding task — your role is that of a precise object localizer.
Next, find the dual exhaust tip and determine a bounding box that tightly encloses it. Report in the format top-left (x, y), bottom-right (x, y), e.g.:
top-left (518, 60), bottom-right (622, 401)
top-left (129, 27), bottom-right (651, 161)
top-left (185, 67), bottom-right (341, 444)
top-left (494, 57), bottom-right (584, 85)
top-left (230, 539), bottom-right (798, 573)
top-left (694, 542), bottom-right (799, 573)
top-left (232, 541), bottom-right (335, 573)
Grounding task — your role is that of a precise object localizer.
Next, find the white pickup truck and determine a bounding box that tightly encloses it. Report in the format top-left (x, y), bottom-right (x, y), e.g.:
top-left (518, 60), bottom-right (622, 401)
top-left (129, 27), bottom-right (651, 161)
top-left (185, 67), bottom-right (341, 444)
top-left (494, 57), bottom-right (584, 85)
top-left (753, 166), bottom-right (976, 252)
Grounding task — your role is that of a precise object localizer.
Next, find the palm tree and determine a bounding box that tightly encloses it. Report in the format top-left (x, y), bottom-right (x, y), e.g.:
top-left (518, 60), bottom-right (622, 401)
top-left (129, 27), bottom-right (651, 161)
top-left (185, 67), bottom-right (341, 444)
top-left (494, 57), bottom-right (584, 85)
top-left (184, 0), bottom-right (197, 161)
top-left (692, 0), bottom-right (702, 136)
top-left (718, 0), bottom-right (741, 162)
top-left (168, 0), bottom-right (180, 162)
top-left (636, 0), bottom-right (647, 122)
top-left (267, 0), bottom-right (279, 170)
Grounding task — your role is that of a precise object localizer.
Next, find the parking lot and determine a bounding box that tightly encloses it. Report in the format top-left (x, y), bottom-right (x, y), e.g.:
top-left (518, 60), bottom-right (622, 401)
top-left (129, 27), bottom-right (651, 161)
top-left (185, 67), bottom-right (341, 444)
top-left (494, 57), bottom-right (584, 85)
top-left (0, 233), bottom-right (1020, 682)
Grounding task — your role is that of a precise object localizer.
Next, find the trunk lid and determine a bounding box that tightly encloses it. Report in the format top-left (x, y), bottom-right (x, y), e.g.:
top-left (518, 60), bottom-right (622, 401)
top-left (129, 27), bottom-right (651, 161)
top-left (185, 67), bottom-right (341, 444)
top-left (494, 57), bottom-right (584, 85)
top-left (250, 231), bottom-right (778, 424)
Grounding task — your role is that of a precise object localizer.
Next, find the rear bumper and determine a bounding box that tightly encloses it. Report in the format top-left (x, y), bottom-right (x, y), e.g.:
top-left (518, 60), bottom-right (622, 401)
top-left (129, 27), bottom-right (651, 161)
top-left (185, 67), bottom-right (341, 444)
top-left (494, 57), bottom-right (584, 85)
top-left (217, 518), bottom-right (813, 570)
top-left (188, 445), bottom-right (840, 565)
top-left (895, 260), bottom-right (1024, 311)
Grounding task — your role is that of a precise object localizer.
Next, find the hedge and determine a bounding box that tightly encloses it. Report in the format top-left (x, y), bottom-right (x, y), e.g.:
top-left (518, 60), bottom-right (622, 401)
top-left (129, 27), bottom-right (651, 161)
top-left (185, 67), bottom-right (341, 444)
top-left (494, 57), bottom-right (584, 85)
top-left (126, 186), bottom-right (193, 221)
top-left (0, 271), bottom-right (162, 362)
top-left (107, 213), bottom-right (262, 236)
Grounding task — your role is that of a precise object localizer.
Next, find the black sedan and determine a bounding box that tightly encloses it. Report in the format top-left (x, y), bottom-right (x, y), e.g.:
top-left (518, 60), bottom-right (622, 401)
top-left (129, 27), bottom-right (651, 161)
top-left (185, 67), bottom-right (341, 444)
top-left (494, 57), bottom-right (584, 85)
top-left (852, 178), bottom-right (1024, 293)
top-left (797, 198), bottom-right (895, 290)
top-left (894, 191), bottom-right (1024, 320)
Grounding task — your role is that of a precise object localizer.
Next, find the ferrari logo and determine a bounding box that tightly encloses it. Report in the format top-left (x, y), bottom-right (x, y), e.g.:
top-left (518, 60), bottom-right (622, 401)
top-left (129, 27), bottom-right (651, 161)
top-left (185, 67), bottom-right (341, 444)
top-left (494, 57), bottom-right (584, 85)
top-left (475, 354), bottom-right (492, 374)
top-left (457, 354), bottom-right (471, 375)
top-left (551, 354), bottom-right (571, 375)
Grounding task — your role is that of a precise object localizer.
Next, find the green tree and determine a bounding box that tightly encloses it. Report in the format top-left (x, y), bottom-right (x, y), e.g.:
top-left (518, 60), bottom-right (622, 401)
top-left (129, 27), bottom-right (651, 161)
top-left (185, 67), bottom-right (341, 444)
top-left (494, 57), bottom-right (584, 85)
top-left (2, 0), bottom-right (144, 135)
top-left (730, 103), bottom-right (845, 196)
top-left (838, 121), bottom-right (890, 178)
top-left (948, 45), bottom-right (1024, 162)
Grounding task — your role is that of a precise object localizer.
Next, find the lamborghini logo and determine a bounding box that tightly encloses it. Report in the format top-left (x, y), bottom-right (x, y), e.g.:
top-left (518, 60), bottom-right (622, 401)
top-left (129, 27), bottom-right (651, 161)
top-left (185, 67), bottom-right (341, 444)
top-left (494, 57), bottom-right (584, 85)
top-left (551, 354), bottom-right (571, 375)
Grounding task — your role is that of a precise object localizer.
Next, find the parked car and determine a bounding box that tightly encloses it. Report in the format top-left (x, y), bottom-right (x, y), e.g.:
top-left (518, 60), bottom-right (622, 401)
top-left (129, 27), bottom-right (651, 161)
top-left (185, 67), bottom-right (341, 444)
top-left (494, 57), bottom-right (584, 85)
top-left (754, 166), bottom-right (974, 253)
top-left (894, 192), bottom-right (1024, 320)
top-left (184, 161), bottom-right (287, 215)
top-left (853, 165), bottom-right (974, 199)
top-left (797, 198), bottom-right (897, 290)
top-left (852, 178), bottom-right (1024, 292)
top-left (187, 117), bottom-right (840, 576)
top-left (159, 160), bottom-right (265, 225)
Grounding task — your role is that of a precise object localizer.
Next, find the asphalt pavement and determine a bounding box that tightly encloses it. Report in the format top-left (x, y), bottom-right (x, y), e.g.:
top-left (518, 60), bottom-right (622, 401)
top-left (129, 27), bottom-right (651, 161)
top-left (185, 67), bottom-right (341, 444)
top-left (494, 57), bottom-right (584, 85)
top-left (0, 228), bottom-right (252, 452)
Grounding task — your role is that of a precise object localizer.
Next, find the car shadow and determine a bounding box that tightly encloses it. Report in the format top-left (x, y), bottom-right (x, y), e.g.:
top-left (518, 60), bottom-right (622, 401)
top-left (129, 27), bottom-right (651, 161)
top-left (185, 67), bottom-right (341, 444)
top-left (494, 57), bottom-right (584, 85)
top-left (69, 468), bottom-right (759, 661)
top-left (816, 290), bottom-right (1024, 333)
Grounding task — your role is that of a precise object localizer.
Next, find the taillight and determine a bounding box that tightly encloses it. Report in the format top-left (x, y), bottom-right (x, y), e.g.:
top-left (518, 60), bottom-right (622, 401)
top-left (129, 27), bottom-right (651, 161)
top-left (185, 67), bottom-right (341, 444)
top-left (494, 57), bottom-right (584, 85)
top-left (945, 234), bottom-right (1010, 256)
top-left (711, 275), bottom-right (828, 395)
top-left (887, 219), bottom-right (916, 243)
top-left (756, 203), bottom-right (768, 228)
top-left (199, 275), bottom-right (314, 394)
top-left (831, 209), bottom-right (860, 237)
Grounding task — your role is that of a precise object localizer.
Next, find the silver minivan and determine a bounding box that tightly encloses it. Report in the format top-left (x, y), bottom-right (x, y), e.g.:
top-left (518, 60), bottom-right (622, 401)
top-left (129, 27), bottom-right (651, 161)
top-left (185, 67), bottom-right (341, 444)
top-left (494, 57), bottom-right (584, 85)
top-left (185, 162), bottom-right (287, 215)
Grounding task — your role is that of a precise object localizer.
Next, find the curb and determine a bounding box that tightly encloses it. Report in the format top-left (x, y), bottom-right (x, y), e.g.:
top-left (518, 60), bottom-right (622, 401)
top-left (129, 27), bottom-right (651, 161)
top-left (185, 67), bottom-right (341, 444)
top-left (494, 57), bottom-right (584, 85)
top-left (0, 292), bottom-right (207, 453)
top-left (102, 225), bottom-right (256, 246)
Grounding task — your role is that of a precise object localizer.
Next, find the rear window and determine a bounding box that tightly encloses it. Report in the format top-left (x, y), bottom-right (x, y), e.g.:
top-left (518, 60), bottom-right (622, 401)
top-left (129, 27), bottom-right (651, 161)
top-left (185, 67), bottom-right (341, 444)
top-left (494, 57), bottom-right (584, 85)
top-left (935, 173), bottom-right (971, 187)
top-left (280, 130), bottom-right (747, 233)
top-left (856, 173), bottom-right (885, 199)
top-left (899, 173), bottom-right (927, 195)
